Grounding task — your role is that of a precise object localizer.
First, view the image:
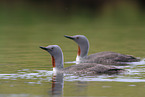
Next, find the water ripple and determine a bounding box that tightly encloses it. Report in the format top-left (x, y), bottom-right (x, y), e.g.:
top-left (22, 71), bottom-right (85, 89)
top-left (0, 65), bottom-right (145, 83)
top-left (1, 59), bottom-right (145, 83)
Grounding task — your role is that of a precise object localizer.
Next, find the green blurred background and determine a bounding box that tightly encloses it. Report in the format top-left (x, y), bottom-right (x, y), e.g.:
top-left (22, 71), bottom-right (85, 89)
top-left (0, 0), bottom-right (145, 70)
top-left (1, 1), bottom-right (145, 97)
top-left (0, 0), bottom-right (145, 71)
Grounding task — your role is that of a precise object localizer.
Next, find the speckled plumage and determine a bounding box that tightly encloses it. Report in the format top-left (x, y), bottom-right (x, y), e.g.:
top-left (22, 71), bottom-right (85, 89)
top-left (63, 63), bottom-right (124, 75)
top-left (82, 51), bottom-right (140, 65)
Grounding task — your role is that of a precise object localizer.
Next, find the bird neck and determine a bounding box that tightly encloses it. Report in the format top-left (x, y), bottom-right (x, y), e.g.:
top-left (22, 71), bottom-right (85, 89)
top-left (51, 53), bottom-right (64, 72)
top-left (77, 40), bottom-right (89, 58)
top-left (77, 46), bottom-right (81, 56)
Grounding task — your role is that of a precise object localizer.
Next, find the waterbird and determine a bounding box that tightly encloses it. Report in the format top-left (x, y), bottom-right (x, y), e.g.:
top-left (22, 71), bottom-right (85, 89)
top-left (40, 45), bottom-right (124, 75)
top-left (64, 35), bottom-right (140, 65)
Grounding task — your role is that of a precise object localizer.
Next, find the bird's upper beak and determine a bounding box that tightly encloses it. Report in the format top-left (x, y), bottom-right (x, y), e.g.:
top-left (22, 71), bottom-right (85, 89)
top-left (64, 35), bottom-right (74, 40)
top-left (40, 46), bottom-right (48, 50)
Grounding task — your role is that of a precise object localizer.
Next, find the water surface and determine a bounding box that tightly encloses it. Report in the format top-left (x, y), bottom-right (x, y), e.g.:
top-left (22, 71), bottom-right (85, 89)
top-left (0, 4), bottom-right (145, 97)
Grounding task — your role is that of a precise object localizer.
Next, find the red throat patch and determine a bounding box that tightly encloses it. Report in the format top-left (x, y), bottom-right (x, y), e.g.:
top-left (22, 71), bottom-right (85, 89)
top-left (78, 46), bottom-right (81, 56)
top-left (51, 56), bottom-right (55, 68)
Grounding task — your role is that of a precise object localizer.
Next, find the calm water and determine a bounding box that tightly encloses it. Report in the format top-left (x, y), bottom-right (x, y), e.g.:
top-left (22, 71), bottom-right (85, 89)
top-left (1, 23), bottom-right (145, 97)
top-left (1, 7), bottom-right (145, 97)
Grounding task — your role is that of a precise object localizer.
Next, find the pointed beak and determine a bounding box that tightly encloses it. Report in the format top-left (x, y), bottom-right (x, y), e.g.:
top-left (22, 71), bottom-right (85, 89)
top-left (40, 46), bottom-right (47, 50)
top-left (64, 35), bottom-right (74, 40)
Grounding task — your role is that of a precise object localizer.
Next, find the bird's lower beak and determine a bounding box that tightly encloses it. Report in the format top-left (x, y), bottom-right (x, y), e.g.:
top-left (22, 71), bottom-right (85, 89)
top-left (64, 35), bottom-right (74, 40)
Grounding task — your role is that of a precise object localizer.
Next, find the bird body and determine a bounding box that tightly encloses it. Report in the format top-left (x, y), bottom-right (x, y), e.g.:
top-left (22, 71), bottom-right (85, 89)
top-left (63, 63), bottom-right (123, 75)
top-left (79, 51), bottom-right (139, 65)
top-left (64, 35), bottom-right (140, 65)
top-left (40, 45), bottom-right (124, 75)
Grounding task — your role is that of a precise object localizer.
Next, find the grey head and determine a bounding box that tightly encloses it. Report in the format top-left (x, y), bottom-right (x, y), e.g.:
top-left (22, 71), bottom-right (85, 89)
top-left (40, 45), bottom-right (64, 71)
top-left (64, 35), bottom-right (89, 58)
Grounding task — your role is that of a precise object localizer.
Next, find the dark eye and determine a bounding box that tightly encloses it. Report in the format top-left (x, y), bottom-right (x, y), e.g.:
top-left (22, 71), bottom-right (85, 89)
top-left (51, 47), bottom-right (54, 50)
top-left (76, 37), bottom-right (79, 39)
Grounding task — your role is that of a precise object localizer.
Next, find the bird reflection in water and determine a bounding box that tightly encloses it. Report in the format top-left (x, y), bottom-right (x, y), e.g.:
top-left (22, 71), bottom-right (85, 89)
top-left (49, 73), bottom-right (64, 97)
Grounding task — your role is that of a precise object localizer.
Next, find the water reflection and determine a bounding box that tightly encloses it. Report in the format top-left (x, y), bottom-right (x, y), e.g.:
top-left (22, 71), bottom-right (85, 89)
top-left (49, 73), bottom-right (64, 97)
top-left (75, 81), bottom-right (88, 93)
top-left (48, 73), bottom-right (89, 97)
top-left (0, 63), bottom-right (145, 97)
top-left (1, 66), bottom-right (145, 97)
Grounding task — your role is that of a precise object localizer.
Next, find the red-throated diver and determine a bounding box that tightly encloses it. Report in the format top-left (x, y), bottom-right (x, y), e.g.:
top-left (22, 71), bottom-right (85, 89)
top-left (64, 35), bottom-right (140, 65)
top-left (40, 45), bottom-right (124, 75)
